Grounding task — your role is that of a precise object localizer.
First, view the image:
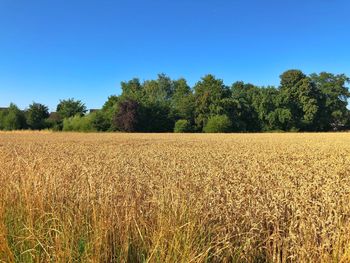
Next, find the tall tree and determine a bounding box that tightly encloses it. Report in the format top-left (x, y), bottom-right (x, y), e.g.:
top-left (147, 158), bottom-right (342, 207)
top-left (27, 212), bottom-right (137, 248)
top-left (279, 70), bottom-right (320, 130)
top-left (138, 74), bottom-right (174, 132)
top-left (231, 81), bottom-right (261, 131)
top-left (114, 99), bottom-right (140, 132)
top-left (252, 87), bottom-right (292, 130)
top-left (56, 98), bottom-right (87, 119)
top-left (170, 78), bottom-right (195, 123)
top-left (120, 78), bottom-right (143, 101)
top-left (310, 72), bottom-right (350, 130)
top-left (194, 74), bottom-right (230, 131)
top-left (142, 74), bottom-right (174, 105)
top-left (0, 103), bottom-right (26, 130)
top-left (26, 102), bottom-right (49, 130)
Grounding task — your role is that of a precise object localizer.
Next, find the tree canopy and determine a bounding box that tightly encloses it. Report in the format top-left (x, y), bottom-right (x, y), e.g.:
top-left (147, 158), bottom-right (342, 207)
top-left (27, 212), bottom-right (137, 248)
top-left (57, 98), bottom-right (87, 119)
top-left (1, 70), bottom-right (349, 133)
top-left (26, 102), bottom-right (50, 130)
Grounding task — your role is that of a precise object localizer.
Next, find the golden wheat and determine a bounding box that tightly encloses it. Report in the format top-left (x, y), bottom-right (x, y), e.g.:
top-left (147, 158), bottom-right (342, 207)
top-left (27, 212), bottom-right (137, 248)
top-left (1, 131), bottom-right (350, 262)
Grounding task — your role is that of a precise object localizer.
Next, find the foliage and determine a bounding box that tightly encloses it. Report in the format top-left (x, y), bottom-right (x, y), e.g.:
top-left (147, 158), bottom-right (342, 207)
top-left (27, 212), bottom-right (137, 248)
top-left (203, 114), bottom-right (232, 133)
top-left (0, 103), bottom-right (26, 130)
top-left (310, 72), bottom-right (350, 130)
top-left (26, 102), bottom-right (50, 130)
top-left (231, 81), bottom-right (261, 131)
top-left (102, 95), bottom-right (118, 127)
top-left (57, 98), bottom-right (87, 119)
top-left (174, 119), bottom-right (192, 133)
top-left (137, 102), bottom-right (173, 132)
top-left (90, 110), bottom-right (111, 131)
top-left (1, 70), bottom-right (349, 132)
top-left (170, 78), bottom-right (195, 122)
top-left (194, 75), bottom-right (230, 130)
top-left (62, 115), bottom-right (95, 132)
top-left (113, 99), bottom-right (140, 132)
top-left (46, 112), bottom-right (62, 131)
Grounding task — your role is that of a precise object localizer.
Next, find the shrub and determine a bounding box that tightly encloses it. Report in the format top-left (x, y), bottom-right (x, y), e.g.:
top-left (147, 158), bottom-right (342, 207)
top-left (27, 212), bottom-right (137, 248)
top-left (46, 112), bottom-right (63, 131)
top-left (63, 115), bottom-right (95, 132)
top-left (203, 115), bottom-right (232, 133)
top-left (174, 119), bottom-right (191, 133)
top-left (0, 111), bottom-right (5, 130)
top-left (0, 104), bottom-right (26, 130)
top-left (289, 127), bottom-right (300, 132)
top-left (90, 111), bottom-right (111, 131)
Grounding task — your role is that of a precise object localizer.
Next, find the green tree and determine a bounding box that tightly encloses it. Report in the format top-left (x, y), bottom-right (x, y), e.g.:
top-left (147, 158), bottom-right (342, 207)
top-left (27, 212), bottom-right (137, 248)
top-left (157, 73), bottom-right (175, 100)
top-left (310, 72), bottom-right (350, 130)
top-left (26, 102), bottom-right (50, 130)
top-left (120, 78), bottom-right (143, 101)
top-left (90, 111), bottom-right (111, 131)
top-left (253, 87), bottom-right (281, 130)
top-left (231, 82), bottom-right (261, 131)
top-left (63, 115), bottom-right (95, 132)
top-left (170, 78), bottom-right (195, 122)
top-left (0, 103), bottom-right (26, 130)
top-left (266, 108), bottom-right (293, 131)
top-left (57, 98), bottom-right (87, 119)
top-left (46, 112), bottom-right (62, 131)
top-left (194, 75), bottom-right (230, 131)
top-left (0, 110), bottom-right (6, 130)
top-left (101, 95), bottom-right (119, 130)
top-left (174, 119), bottom-right (192, 133)
top-left (137, 102), bottom-right (173, 132)
top-left (280, 70), bottom-right (320, 130)
top-left (119, 75), bottom-right (175, 132)
top-left (280, 69), bottom-right (306, 89)
top-left (203, 115), bottom-right (232, 133)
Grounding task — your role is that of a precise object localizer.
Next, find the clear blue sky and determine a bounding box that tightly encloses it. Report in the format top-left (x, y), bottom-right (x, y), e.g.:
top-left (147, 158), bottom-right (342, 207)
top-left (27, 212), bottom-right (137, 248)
top-left (1, 0), bottom-right (349, 111)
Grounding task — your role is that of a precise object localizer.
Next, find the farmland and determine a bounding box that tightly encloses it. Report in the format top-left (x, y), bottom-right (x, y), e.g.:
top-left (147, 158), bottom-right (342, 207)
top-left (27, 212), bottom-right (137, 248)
top-left (1, 132), bottom-right (350, 262)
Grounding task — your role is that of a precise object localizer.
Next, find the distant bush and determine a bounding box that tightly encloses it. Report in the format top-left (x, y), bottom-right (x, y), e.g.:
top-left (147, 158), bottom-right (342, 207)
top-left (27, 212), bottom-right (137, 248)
top-left (46, 112), bottom-right (63, 131)
top-left (203, 115), bottom-right (232, 133)
top-left (0, 104), bottom-right (26, 130)
top-left (289, 127), bottom-right (300, 132)
top-left (63, 115), bottom-right (95, 132)
top-left (174, 119), bottom-right (191, 133)
top-left (90, 111), bottom-right (111, 131)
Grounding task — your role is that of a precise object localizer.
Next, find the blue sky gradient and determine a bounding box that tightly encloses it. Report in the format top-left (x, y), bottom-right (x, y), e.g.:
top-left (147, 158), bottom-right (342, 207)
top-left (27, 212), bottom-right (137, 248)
top-left (0, 0), bottom-right (349, 111)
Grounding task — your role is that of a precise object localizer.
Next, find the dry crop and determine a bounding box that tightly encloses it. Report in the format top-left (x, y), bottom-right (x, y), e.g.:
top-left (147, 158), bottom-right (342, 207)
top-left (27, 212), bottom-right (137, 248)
top-left (1, 131), bottom-right (350, 262)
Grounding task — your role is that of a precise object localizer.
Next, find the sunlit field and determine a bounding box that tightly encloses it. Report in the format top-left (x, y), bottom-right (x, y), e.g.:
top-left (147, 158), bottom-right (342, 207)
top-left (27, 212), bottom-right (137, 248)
top-left (1, 131), bottom-right (350, 262)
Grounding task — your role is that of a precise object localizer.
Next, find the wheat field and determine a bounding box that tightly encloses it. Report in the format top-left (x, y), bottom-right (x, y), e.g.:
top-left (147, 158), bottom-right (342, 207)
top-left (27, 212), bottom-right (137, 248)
top-left (1, 132), bottom-right (350, 262)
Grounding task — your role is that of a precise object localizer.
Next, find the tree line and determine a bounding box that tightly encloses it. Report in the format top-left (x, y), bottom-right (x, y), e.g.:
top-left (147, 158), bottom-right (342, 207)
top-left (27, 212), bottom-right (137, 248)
top-left (1, 69), bottom-right (349, 132)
